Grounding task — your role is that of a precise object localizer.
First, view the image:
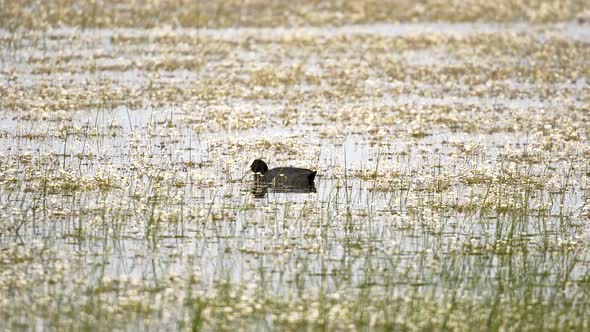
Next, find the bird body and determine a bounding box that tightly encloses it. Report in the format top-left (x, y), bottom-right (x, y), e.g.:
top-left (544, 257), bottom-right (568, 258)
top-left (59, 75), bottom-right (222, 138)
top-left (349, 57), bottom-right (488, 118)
top-left (264, 167), bottom-right (317, 186)
top-left (250, 159), bottom-right (316, 188)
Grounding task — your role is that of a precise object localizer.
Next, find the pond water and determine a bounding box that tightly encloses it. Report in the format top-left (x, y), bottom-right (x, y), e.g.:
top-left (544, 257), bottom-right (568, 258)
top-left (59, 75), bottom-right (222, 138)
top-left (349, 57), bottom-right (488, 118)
top-left (1, 20), bottom-right (589, 330)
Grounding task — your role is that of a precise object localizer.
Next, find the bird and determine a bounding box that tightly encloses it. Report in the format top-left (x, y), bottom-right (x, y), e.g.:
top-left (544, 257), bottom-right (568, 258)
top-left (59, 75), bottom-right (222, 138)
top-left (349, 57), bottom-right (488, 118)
top-left (250, 159), bottom-right (317, 188)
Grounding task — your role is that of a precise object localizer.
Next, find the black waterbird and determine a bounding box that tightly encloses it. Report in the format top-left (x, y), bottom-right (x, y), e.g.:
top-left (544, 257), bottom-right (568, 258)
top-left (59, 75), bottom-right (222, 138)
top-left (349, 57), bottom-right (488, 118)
top-left (250, 159), bottom-right (317, 189)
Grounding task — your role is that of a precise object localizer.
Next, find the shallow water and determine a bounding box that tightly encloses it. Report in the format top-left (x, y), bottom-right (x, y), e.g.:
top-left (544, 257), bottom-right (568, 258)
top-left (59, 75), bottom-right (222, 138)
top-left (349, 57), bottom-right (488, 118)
top-left (1, 20), bottom-right (590, 330)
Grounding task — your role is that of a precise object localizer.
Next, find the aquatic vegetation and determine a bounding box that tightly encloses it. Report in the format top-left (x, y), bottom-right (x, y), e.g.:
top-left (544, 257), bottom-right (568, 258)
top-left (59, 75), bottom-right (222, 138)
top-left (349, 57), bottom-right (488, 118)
top-left (1, 1), bottom-right (590, 330)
